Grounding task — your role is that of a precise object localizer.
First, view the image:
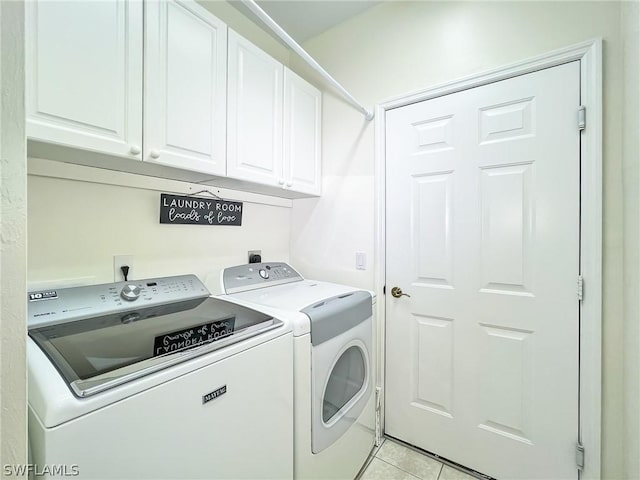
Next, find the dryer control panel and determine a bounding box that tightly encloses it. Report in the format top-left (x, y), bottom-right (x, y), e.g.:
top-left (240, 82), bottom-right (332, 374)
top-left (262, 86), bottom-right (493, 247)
top-left (222, 262), bottom-right (304, 294)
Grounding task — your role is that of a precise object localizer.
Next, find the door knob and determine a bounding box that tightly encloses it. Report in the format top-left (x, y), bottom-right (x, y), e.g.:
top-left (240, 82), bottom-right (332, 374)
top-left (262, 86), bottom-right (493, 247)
top-left (391, 287), bottom-right (410, 298)
top-left (149, 150), bottom-right (161, 159)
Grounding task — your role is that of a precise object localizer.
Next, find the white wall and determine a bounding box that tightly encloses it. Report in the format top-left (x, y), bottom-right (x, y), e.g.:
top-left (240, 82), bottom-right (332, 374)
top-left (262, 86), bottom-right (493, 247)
top-left (622, 2), bottom-right (640, 479)
top-left (199, 0), bottom-right (290, 65)
top-left (27, 173), bottom-right (291, 292)
top-left (290, 2), bottom-right (630, 478)
top-left (0, 0), bottom-right (27, 472)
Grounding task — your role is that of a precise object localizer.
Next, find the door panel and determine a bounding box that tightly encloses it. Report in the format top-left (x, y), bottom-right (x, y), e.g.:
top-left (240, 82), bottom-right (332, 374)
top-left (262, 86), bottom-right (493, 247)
top-left (385, 62), bottom-right (580, 480)
top-left (413, 173), bottom-right (454, 286)
top-left (413, 316), bottom-right (454, 416)
top-left (480, 163), bottom-right (534, 292)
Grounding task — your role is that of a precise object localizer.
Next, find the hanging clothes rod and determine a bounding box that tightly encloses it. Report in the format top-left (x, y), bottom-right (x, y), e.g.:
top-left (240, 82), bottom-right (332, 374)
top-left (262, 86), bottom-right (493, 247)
top-left (239, 0), bottom-right (375, 121)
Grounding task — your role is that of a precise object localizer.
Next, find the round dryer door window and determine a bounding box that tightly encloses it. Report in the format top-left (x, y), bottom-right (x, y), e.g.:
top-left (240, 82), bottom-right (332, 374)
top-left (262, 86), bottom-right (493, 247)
top-left (323, 345), bottom-right (366, 423)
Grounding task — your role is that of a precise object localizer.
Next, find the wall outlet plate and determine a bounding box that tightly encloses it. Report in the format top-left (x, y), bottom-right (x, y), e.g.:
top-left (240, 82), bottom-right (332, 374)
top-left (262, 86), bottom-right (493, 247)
top-left (114, 255), bottom-right (134, 281)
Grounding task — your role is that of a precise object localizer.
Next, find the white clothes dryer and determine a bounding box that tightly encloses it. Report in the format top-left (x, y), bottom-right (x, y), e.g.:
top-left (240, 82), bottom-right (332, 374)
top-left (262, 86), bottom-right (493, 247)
top-left (218, 263), bottom-right (376, 480)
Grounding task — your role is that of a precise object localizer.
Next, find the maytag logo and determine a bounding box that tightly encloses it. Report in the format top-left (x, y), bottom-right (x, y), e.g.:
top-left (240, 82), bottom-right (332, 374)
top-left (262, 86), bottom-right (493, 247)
top-left (203, 385), bottom-right (227, 405)
top-left (28, 291), bottom-right (58, 302)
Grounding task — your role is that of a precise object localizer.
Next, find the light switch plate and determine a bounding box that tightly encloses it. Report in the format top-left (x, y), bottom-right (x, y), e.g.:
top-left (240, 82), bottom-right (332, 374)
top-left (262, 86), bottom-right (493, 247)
top-left (356, 252), bottom-right (366, 270)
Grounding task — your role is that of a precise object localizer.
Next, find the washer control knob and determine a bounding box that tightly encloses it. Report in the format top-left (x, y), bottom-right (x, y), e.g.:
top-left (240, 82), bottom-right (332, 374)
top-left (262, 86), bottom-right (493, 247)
top-left (121, 284), bottom-right (141, 301)
top-left (259, 269), bottom-right (269, 280)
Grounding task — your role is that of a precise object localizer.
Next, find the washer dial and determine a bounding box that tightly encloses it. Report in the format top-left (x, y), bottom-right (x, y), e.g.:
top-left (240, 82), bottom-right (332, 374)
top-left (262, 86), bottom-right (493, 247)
top-left (120, 284), bottom-right (141, 301)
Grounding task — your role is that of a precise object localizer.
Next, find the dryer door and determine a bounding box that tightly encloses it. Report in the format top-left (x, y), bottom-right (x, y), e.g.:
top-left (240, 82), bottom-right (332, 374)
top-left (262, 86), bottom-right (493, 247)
top-left (304, 291), bottom-right (373, 453)
top-left (323, 345), bottom-right (367, 423)
top-left (311, 326), bottom-right (372, 453)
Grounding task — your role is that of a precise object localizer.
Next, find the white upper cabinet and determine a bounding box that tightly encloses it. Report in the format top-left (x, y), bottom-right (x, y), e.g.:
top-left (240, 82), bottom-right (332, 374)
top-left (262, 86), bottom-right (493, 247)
top-left (26, 0), bottom-right (143, 159)
top-left (227, 29), bottom-right (284, 186)
top-left (144, 0), bottom-right (227, 175)
top-left (26, 3), bottom-right (322, 198)
top-left (283, 68), bottom-right (322, 196)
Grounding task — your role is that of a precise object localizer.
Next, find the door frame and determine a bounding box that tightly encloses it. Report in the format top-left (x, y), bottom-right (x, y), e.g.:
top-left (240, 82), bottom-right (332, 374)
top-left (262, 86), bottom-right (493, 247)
top-left (374, 39), bottom-right (602, 479)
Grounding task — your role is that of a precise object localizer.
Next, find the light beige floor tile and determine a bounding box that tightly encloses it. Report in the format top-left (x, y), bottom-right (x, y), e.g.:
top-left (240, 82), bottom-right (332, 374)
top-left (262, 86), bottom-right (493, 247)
top-left (360, 458), bottom-right (422, 480)
top-left (438, 465), bottom-right (478, 480)
top-left (376, 440), bottom-right (443, 480)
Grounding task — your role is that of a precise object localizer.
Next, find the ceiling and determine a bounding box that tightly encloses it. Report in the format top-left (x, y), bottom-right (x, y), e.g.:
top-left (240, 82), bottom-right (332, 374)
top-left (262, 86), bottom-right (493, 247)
top-left (231, 1), bottom-right (382, 43)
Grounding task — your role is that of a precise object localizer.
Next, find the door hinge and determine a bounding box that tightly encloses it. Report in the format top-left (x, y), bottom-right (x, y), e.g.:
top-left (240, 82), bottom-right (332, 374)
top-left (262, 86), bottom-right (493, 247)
top-left (578, 106), bottom-right (586, 131)
top-left (577, 275), bottom-right (584, 301)
top-left (375, 386), bottom-right (383, 446)
top-left (576, 442), bottom-right (585, 471)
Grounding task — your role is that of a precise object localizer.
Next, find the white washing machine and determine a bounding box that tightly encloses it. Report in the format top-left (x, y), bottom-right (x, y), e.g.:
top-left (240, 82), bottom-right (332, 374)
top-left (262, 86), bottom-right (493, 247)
top-left (28, 274), bottom-right (294, 479)
top-left (218, 263), bottom-right (376, 479)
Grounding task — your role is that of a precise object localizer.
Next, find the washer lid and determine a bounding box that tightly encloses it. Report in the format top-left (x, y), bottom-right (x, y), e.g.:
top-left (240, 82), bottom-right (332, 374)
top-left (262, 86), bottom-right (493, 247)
top-left (29, 297), bottom-right (281, 397)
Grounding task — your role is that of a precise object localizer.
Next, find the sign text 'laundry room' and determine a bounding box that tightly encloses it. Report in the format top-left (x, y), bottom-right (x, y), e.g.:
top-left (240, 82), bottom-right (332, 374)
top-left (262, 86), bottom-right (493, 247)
top-left (159, 193), bottom-right (243, 226)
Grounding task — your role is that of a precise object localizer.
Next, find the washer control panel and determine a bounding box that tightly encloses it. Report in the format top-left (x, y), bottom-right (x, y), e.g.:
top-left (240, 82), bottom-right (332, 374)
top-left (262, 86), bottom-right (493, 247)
top-left (222, 262), bottom-right (304, 294)
top-left (28, 274), bottom-right (210, 328)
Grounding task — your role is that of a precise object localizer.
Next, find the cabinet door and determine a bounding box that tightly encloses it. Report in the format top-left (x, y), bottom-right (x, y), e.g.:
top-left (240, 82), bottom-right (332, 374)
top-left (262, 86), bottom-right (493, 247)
top-left (26, 0), bottom-right (143, 159)
top-left (283, 68), bottom-right (322, 196)
top-left (144, 0), bottom-right (227, 175)
top-left (227, 30), bottom-right (283, 186)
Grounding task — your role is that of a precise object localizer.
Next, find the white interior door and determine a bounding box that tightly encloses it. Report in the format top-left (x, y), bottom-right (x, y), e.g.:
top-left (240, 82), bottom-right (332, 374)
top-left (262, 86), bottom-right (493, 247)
top-left (385, 61), bottom-right (581, 480)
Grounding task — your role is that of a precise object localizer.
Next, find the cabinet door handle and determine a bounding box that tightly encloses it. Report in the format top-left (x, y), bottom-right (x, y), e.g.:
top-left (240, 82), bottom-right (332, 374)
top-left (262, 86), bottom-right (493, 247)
top-left (129, 145), bottom-right (141, 155)
top-left (286, 181), bottom-right (293, 188)
top-left (149, 150), bottom-right (161, 159)
top-left (278, 178), bottom-right (285, 185)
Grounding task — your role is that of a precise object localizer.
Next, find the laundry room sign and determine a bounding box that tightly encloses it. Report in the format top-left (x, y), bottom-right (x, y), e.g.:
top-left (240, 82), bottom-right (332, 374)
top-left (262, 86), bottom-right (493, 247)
top-left (159, 193), bottom-right (243, 226)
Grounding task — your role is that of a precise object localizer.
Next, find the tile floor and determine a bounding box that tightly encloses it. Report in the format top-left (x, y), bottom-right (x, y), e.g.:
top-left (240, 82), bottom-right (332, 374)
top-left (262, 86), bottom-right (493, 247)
top-left (358, 438), bottom-right (480, 480)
